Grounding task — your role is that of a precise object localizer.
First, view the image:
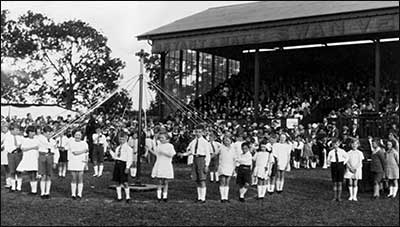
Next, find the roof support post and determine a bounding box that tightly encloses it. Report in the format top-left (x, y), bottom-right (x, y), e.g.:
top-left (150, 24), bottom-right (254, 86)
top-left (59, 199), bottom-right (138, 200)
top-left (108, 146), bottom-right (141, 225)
top-left (160, 52), bottom-right (166, 120)
top-left (195, 51), bottom-right (200, 99)
top-left (226, 58), bottom-right (230, 80)
top-left (254, 49), bottom-right (260, 121)
top-left (179, 50), bottom-right (183, 100)
top-left (211, 54), bottom-right (215, 89)
top-left (375, 40), bottom-right (380, 112)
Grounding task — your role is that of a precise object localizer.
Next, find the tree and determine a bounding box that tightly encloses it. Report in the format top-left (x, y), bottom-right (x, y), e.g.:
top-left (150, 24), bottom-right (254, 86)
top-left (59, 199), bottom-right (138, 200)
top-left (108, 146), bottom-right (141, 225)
top-left (1, 10), bottom-right (126, 112)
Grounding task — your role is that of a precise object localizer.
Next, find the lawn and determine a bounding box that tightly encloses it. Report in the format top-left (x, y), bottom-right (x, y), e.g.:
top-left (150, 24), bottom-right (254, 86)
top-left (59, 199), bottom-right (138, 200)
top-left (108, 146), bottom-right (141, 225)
top-left (1, 161), bottom-right (399, 226)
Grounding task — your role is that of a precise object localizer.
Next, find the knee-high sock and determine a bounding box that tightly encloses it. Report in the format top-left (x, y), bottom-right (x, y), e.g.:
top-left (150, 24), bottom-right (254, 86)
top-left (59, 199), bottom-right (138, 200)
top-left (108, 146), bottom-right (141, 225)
top-left (124, 186), bottom-right (130, 199)
top-left (257, 185), bottom-right (262, 198)
top-left (98, 165), bottom-right (104, 176)
top-left (337, 184), bottom-right (342, 199)
top-left (224, 186), bottom-right (228, 200)
top-left (215, 173), bottom-right (219, 182)
top-left (162, 190), bottom-right (167, 199)
top-left (45, 180), bottom-right (51, 195)
top-left (240, 187), bottom-right (247, 198)
top-left (262, 185), bottom-right (267, 197)
top-left (373, 184), bottom-right (380, 197)
top-left (58, 166), bottom-right (62, 176)
top-left (353, 186), bottom-right (358, 199)
top-left (197, 187), bottom-right (201, 200)
top-left (77, 183), bottom-right (83, 197)
top-left (62, 166), bottom-right (67, 177)
top-left (41, 180), bottom-right (46, 195)
top-left (6, 177), bottom-right (11, 186)
top-left (202, 187), bottom-right (207, 201)
top-left (276, 179), bottom-right (280, 191)
top-left (348, 186), bottom-right (353, 199)
top-left (157, 188), bottom-right (162, 199)
top-left (388, 186), bottom-right (393, 196)
top-left (116, 186), bottom-right (122, 199)
top-left (71, 183), bottom-right (77, 197)
top-left (210, 172), bottom-right (214, 182)
top-left (219, 186), bottom-right (224, 200)
top-left (30, 181), bottom-right (37, 193)
top-left (16, 177), bottom-right (22, 191)
top-left (93, 165), bottom-right (98, 176)
top-left (393, 186), bottom-right (398, 197)
top-left (270, 182), bottom-right (275, 192)
top-left (281, 178), bottom-right (285, 191)
top-left (333, 185), bottom-right (337, 199)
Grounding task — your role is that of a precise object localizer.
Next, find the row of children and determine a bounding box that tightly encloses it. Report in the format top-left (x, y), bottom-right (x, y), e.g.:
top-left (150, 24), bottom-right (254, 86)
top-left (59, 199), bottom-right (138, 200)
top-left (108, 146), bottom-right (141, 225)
top-left (2, 122), bottom-right (398, 203)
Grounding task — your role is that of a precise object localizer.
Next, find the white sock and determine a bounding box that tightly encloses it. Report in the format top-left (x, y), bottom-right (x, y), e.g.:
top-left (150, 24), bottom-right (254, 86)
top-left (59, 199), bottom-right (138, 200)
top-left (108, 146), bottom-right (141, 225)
top-left (98, 165), bottom-right (104, 176)
top-left (257, 185), bottom-right (262, 198)
top-left (77, 183), bottom-right (83, 197)
top-left (219, 186), bottom-right (224, 200)
top-left (58, 167), bottom-right (62, 176)
top-left (388, 186), bottom-right (393, 196)
top-left (224, 186), bottom-right (228, 200)
top-left (201, 187), bottom-right (207, 201)
top-left (348, 187), bottom-right (353, 200)
top-left (16, 177), bottom-right (22, 191)
top-left (11, 179), bottom-right (16, 190)
top-left (116, 186), bottom-right (122, 199)
top-left (124, 186), bottom-right (130, 199)
top-left (41, 181), bottom-right (46, 195)
top-left (197, 187), bottom-right (201, 200)
top-left (275, 180), bottom-right (280, 191)
top-left (393, 186), bottom-right (398, 197)
top-left (30, 181), bottom-right (37, 193)
top-left (262, 185), bottom-right (267, 197)
top-left (62, 167), bottom-right (67, 177)
top-left (93, 165), bottom-right (98, 176)
top-left (240, 187), bottom-right (247, 198)
top-left (281, 178), bottom-right (285, 191)
top-left (215, 173), bottom-right (219, 182)
top-left (271, 184), bottom-right (275, 192)
top-left (157, 188), bottom-right (162, 199)
top-left (45, 180), bottom-right (51, 195)
top-left (162, 191), bottom-right (168, 199)
top-left (71, 183), bottom-right (76, 197)
top-left (6, 177), bottom-right (11, 186)
top-left (353, 186), bottom-right (358, 200)
top-left (210, 172), bottom-right (214, 182)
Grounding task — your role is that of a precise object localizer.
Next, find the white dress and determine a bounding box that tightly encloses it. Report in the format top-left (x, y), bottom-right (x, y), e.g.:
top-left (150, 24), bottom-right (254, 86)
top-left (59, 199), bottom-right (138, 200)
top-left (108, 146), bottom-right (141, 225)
top-left (17, 137), bottom-right (39, 172)
top-left (272, 143), bottom-right (292, 171)
top-left (151, 143), bottom-right (176, 179)
top-left (344, 149), bottom-right (364, 180)
top-left (218, 145), bottom-right (236, 177)
top-left (252, 151), bottom-right (269, 179)
top-left (67, 140), bottom-right (89, 171)
top-left (1, 132), bottom-right (8, 165)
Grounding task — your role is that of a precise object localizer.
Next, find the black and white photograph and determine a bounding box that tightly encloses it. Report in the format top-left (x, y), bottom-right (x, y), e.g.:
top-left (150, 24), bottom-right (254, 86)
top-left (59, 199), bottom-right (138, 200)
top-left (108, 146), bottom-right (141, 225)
top-left (1, 1), bottom-right (399, 226)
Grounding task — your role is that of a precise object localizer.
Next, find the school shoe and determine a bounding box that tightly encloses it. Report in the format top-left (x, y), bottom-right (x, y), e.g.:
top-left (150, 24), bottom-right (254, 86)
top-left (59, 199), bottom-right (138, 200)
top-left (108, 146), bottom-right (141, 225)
top-left (4, 185), bottom-right (11, 189)
top-left (28, 192), bottom-right (37, 196)
top-left (157, 198), bottom-right (162, 203)
top-left (353, 197), bottom-right (358, 201)
top-left (163, 198), bottom-right (168, 202)
top-left (71, 196), bottom-right (77, 200)
top-left (195, 199), bottom-right (201, 203)
top-left (116, 198), bottom-right (123, 202)
top-left (200, 200), bottom-right (206, 204)
top-left (126, 199), bottom-right (130, 204)
top-left (220, 199), bottom-right (225, 203)
top-left (276, 190), bottom-right (283, 194)
top-left (76, 196), bottom-right (82, 201)
top-left (239, 198), bottom-right (245, 202)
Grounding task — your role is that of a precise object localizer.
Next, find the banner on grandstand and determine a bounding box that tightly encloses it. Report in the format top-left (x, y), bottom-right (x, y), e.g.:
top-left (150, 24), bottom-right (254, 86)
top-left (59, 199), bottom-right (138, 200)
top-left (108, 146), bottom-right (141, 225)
top-left (286, 118), bottom-right (299, 129)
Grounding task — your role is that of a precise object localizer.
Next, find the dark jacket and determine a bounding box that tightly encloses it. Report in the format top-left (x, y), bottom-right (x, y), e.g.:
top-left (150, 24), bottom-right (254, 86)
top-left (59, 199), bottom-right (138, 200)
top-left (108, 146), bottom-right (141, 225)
top-left (370, 148), bottom-right (386, 173)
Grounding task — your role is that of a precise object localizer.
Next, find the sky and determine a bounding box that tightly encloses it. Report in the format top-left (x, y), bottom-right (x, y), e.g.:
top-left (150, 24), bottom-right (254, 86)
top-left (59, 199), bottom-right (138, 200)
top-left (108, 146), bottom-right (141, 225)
top-left (1, 1), bottom-right (255, 110)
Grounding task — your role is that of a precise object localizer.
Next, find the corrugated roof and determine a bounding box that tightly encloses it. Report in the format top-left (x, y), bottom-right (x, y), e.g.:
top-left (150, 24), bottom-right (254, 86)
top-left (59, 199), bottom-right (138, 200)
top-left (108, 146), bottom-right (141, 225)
top-left (138, 1), bottom-right (399, 38)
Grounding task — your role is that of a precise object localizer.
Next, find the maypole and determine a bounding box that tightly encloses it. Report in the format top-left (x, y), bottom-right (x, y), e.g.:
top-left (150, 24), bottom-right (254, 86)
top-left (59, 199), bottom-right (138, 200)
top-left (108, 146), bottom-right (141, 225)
top-left (134, 49), bottom-right (145, 186)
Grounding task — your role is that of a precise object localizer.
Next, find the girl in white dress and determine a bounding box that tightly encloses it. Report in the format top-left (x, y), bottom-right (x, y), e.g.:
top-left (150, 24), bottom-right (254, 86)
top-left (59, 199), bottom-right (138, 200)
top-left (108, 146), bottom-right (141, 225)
top-left (217, 135), bottom-right (236, 203)
top-left (67, 129), bottom-right (89, 200)
top-left (272, 133), bottom-right (292, 193)
top-left (151, 132), bottom-right (176, 202)
top-left (17, 126), bottom-right (39, 194)
top-left (344, 139), bottom-right (364, 201)
top-left (252, 139), bottom-right (269, 199)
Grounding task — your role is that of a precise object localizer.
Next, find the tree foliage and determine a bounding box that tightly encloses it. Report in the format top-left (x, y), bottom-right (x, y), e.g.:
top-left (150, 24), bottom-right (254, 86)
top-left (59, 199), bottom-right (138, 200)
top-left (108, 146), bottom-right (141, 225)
top-left (1, 10), bottom-right (128, 114)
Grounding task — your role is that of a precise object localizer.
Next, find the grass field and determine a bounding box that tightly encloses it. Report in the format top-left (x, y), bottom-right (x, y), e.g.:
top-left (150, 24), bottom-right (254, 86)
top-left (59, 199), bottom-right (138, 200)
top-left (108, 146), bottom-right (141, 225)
top-left (1, 161), bottom-right (399, 226)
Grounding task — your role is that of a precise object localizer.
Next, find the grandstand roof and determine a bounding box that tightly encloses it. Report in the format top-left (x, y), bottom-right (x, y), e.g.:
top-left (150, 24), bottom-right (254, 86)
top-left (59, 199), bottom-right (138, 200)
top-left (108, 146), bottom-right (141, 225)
top-left (138, 1), bottom-right (399, 38)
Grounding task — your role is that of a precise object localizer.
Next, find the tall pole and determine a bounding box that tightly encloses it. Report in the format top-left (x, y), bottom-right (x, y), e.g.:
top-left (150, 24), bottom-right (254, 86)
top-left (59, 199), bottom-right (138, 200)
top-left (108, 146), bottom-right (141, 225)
top-left (135, 49), bottom-right (145, 185)
top-left (375, 40), bottom-right (381, 112)
top-left (254, 49), bottom-right (260, 120)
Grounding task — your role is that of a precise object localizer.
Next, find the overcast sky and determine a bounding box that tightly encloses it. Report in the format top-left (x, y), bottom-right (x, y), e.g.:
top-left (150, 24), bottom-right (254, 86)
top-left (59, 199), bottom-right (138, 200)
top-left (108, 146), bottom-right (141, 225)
top-left (1, 1), bottom-right (255, 109)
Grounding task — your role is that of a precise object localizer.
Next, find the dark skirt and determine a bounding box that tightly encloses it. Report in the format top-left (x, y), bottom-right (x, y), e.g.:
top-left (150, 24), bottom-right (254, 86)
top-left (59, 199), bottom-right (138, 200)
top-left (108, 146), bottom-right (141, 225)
top-left (236, 165), bottom-right (252, 186)
top-left (112, 160), bottom-right (128, 184)
top-left (330, 162), bottom-right (345, 183)
top-left (58, 148), bottom-right (68, 163)
top-left (294, 149), bottom-right (302, 161)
